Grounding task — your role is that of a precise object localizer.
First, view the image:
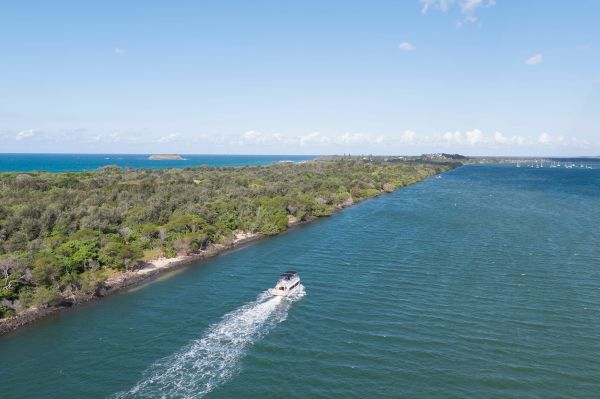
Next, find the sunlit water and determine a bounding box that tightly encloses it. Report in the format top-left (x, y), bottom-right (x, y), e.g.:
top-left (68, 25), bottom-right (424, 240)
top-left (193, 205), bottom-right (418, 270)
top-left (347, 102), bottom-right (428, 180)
top-left (1, 164), bottom-right (599, 398)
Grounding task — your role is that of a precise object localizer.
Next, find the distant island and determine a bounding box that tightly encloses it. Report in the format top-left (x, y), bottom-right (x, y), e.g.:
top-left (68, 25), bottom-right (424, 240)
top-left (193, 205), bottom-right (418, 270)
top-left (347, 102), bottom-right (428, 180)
top-left (148, 154), bottom-right (184, 160)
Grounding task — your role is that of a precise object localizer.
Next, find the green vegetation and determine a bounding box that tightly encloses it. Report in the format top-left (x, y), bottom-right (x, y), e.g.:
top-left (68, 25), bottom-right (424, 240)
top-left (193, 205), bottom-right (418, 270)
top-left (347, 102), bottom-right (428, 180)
top-left (0, 159), bottom-right (456, 317)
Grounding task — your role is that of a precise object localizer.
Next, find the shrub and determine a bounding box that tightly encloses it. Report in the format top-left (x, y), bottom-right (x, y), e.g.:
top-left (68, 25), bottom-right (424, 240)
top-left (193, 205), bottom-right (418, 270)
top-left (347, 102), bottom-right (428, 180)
top-left (21, 286), bottom-right (62, 308)
top-left (78, 270), bottom-right (107, 293)
top-left (0, 303), bottom-right (15, 318)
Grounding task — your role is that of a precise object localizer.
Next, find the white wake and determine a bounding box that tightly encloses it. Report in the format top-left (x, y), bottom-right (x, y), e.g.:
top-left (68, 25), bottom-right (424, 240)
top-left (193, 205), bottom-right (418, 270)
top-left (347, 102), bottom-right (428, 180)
top-left (113, 286), bottom-right (305, 399)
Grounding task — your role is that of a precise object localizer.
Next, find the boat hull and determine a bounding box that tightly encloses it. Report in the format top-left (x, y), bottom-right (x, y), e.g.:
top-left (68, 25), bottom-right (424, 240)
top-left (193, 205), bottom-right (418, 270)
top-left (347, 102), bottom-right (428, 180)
top-left (270, 284), bottom-right (300, 297)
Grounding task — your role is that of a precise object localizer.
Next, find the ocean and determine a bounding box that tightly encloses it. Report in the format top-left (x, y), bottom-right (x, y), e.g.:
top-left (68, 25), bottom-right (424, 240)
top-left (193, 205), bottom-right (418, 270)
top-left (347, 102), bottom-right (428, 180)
top-left (0, 163), bottom-right (599, 398)
top-left (0, 153), bottom-right (314, 172)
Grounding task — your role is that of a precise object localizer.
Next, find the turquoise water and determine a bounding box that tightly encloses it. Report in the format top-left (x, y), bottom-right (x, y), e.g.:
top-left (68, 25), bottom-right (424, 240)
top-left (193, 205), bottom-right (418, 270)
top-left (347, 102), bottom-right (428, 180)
top-left (1, 164), bottom-right (600, 398)
top-left (0, 154), bottom-right (313, 172)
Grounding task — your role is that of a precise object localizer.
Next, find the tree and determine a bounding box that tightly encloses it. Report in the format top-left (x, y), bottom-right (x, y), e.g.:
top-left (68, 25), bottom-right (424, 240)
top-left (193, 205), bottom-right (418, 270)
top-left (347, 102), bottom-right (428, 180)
top-left (98, 240), bottom-right (143, 271)
top-left (255, 206), bottom-right (288, 235)
top-left (0, 255), bottom-right (28, 300)
top-left (0, 303), bottom-right (14, 318)
top-left (0, 256), bottom-right (19, 288)
top-left (56, 239), bottom-right (99, 273)
top-left (32, 253), bottom-right (63, 287)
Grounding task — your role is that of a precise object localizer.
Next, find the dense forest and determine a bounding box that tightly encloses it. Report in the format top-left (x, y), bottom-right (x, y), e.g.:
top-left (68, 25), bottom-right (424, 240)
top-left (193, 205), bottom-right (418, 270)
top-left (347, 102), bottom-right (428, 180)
top-left (0, 159), bottom-right (455, 318)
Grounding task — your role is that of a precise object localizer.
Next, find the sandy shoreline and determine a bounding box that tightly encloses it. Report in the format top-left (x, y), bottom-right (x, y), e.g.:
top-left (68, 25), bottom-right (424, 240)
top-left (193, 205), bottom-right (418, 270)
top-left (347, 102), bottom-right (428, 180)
top-left (0, 230), bottom-right (263, 336)
top-left (104, 230), bottom-right (260, 290)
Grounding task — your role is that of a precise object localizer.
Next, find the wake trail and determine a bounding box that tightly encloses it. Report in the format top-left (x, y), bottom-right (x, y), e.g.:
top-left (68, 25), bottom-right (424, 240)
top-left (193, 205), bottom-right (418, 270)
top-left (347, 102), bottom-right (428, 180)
top-left (113, 286), bottom-right (305, 399)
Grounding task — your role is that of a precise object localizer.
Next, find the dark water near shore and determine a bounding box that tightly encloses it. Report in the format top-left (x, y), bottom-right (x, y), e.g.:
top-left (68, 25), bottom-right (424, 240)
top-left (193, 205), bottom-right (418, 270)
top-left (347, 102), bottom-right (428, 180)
top-left (1, 164), bottom-right (600, 398)
top-left (0, 154), bottom-right (313, 172)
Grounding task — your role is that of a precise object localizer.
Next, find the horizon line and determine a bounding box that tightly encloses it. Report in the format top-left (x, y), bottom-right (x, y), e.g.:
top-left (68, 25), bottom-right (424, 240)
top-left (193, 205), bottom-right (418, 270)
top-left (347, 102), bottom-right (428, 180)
top-left (1, 152), bottom-right (599, 158)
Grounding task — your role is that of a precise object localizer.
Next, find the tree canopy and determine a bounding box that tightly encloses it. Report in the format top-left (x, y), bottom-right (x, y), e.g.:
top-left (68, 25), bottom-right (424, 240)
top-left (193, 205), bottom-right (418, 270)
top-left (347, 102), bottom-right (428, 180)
top-left (0, 158), bottom-right (454, 317)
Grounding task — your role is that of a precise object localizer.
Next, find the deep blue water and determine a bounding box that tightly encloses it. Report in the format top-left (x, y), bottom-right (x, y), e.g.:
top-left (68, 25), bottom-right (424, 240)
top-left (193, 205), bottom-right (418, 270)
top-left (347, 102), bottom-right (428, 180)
top-left (1, 164), bottom-right (599, 398)
top-left (0, 153), bottom-right (314, 172)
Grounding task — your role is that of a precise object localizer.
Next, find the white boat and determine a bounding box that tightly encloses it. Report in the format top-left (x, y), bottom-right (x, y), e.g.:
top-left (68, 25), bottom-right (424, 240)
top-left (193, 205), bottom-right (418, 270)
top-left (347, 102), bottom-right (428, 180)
top-left (271, 271), bottom-right (301, 296)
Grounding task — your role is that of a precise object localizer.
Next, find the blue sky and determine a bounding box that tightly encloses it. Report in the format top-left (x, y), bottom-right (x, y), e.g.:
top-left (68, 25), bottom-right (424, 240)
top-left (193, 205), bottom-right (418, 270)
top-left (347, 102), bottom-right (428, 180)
top-left (1, 0), bottom-right (599, 156)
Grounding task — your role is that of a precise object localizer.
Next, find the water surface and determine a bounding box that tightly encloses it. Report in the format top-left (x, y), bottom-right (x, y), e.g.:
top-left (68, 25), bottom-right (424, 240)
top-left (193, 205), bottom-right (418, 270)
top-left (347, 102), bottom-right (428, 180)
top-left (0, 154), bottom-right (313, 172)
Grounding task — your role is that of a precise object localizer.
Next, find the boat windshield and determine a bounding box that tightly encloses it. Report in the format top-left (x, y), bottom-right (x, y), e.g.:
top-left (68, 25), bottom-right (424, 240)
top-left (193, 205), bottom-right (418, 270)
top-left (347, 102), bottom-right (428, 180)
top-left (280, 271), bottom-right (297, 280)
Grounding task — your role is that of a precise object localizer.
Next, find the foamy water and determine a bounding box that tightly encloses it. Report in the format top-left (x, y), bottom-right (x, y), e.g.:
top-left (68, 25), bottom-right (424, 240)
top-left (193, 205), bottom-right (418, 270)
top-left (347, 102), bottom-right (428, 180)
top-left (114, 286), bottom-right (305, 399)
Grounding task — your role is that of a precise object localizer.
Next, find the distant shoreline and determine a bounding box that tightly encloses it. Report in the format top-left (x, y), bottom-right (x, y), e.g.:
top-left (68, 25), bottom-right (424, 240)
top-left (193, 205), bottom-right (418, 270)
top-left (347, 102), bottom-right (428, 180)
top-left (0, 154), bottom-right (315, 173)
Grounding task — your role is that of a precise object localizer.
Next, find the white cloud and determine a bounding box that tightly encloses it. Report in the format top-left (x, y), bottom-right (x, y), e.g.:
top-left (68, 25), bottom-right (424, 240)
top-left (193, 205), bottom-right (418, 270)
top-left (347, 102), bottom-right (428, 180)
top-left (456, 15), bottom-right (478, 28)
top-left (238, 130), bottom-right (384, 148)
top-left (157, 133), bottom-right (180, 143)
top-left (510, 135), bottom-right (525, 145)
top-left (76, 131), bottom-right (141, 144)
top-left (594, 75), bottom-right (600, 85)
top-left (493, 131), bottom-right (507, 144)
top-left (421, 0), bottom-right (495, 27)
top-left (242, 130), bottom-right (266, 142)
top-left (87, 134), bottom-right (102, 143)
top-left (239, 130), bottom-right (294, 146)
top-left (399, 42), bottom-right (416, 51)
top-left (235, 129), bottom-right (591, 152)
top-left (420, 0), bottom-right (494, 14)
top-left (15, 129), bottom-right (36, 141)
top-left (420, 0), bottom-right (452, 13)
top-left (535, 132), bottom-right (596, 148)
top-left (400, 130), bottom-right (417, 143)
top-left (4, 127), bottom-right (598, 156)
top-left (115, 47), bottom-right (126, 55)
top-left (460, 0), bottom-right (483, 13)
top-left (525, 53), bottom-right (543, 65)
top-left (537, 132), bottom-right (572, 146)
top-left (108, 132), bottom-right (122, 142)
top-left (465, 128), bottom-right (484, 145)
top-left (299, 132), bottom-right (331, 146)
top-left (334, 132), bottom-right (384, 145)
top-left (442, 131), bottom-right (464, 145)
top-left (538, 132), bottom-right (551, 144)
top-left (391, 129), bottom-right (533, 149)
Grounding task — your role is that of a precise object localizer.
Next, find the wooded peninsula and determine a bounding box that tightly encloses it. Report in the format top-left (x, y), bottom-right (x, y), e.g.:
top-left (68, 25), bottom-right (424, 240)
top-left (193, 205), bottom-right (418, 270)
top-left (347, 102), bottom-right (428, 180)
top-left (0, 157), bottom-right (458, 328)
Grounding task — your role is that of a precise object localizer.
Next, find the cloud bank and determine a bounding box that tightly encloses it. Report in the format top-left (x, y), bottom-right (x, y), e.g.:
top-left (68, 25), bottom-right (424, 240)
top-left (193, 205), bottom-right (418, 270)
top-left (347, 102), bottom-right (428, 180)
top-left (2, 127), bottom-right (597, 156)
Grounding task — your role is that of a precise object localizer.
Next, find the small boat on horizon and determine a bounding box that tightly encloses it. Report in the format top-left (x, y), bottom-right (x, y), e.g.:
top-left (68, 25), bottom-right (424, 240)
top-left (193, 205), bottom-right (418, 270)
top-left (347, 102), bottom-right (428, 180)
top-left (271, 271), bottom-right (301, 296)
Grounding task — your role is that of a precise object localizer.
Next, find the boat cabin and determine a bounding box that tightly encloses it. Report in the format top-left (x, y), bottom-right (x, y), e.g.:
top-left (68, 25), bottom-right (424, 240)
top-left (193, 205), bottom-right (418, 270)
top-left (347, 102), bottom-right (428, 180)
top-left (272, 271), bottom-right (300, 296)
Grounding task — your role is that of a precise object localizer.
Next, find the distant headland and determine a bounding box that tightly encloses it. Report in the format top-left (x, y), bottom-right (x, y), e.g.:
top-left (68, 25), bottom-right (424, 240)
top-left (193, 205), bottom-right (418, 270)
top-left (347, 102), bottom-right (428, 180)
top-left (148, 154), bottom-right (184, 160)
